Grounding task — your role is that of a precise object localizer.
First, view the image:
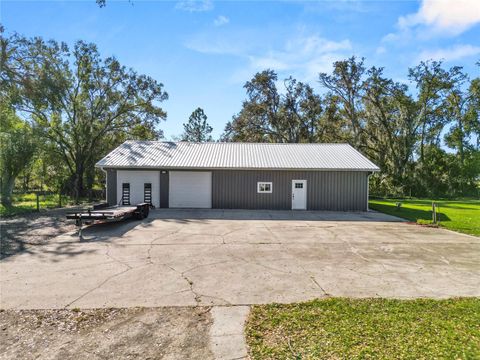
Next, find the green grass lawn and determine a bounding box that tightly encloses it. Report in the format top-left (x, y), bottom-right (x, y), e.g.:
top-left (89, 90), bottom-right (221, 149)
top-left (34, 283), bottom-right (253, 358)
top-left (369, 198), bottom-right (480, 236)
top-left (246, 298), bottom-right (480, 360)
top-left (0, 193), bottom-right (75, 217)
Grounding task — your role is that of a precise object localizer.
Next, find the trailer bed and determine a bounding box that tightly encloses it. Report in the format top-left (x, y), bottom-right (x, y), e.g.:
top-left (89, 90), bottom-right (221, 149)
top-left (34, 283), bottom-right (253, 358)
top-left (66, 203), bottom-right (150, 226)
top-left (66, 206), bottom-right (140, 220)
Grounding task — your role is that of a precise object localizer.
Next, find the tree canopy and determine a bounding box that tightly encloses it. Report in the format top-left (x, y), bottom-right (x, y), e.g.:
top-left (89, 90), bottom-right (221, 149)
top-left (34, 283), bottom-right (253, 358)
top-left (1, 30), bottom-right (168, 202)
top-left (222, 70), bottom-right (324, 143)
top-left (222, 59), bottom-right (480, 197)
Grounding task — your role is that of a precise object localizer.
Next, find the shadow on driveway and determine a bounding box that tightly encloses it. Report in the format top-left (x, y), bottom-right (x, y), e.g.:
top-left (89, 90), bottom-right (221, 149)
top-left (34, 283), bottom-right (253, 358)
top-left (1, 208), bottom-right (403, 262)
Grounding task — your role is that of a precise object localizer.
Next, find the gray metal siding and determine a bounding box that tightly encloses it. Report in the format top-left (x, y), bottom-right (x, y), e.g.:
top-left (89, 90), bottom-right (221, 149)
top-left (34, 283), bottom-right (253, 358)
top-left (212, 170), bottom-right (368, 211)
top-left (106, 169), bottom-right (117, 206)
top-left (160, 171), bottom-right (169, 208)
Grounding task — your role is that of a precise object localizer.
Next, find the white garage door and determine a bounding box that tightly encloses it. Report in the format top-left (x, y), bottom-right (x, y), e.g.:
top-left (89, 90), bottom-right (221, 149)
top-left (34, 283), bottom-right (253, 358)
top-left (169, 171), bottom-right (212, 208)
top-left (117, 170), bottom-right (160, 208)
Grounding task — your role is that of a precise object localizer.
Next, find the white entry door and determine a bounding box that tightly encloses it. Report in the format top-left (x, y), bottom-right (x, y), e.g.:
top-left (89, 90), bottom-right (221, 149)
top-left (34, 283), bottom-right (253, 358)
top-left (291, 180), bottom-right (307, 210)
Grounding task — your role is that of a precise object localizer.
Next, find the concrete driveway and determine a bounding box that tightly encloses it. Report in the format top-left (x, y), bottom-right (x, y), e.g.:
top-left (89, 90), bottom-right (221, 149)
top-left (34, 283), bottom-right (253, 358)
top-left (1, 209), bottom-right (479, 309)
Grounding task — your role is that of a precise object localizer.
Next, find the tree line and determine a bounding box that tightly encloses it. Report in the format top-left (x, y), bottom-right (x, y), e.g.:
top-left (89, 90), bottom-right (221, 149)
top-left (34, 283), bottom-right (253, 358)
top-left (221, 59), bottom-right (480, 198)
top-left (1, 29), bottom-right (479, 207)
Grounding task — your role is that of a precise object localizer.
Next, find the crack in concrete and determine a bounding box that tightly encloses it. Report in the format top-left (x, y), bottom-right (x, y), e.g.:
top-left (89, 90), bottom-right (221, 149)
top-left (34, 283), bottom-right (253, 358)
top-left (64, 267), bottom-right (131, 308)
top-left (308, 275), bottom-right (331, 297)
top-left (262, 222), bottom-right (279, 242)
top-left (225, 249), bottom-right (290, 275)
top-left (166, 264), bottom-right (202, 305)
top-left (321, 226), bottom-right (407, 273)
top-left (182, 260), bottom-right (232, 275)
top-left (150, 229), bottom-right (181, 245)
top-left (298, 264), bottom-right (331, 297)
top-left (62, 244), bottom-right (136, 308)
top-left (220, 228), bottom-right (243, 239)
top-left (145, 237), bottom-right (157, 265)
top-left (419, 246), bottom-right (452, 265)
top-left (163, 261), bottom-right (234, 306)
top-left (104, 244), bottom-right (133, 271)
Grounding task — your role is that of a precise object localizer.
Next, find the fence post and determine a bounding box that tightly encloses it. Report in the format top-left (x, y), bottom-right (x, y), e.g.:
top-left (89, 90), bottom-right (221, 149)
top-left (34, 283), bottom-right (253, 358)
top-left (432, 202), bottom-right (437, 224)
top-left (59, 192), bottom-right (62, 208)
top-left (36, 193), bottom-right (40, 212)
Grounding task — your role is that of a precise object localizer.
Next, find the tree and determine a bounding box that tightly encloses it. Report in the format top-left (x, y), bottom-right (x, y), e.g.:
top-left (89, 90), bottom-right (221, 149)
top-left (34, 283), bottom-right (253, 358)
top-left (362, 67), bottom-right (418, 194)
top-left (222, 70), bottom-right (324, 143)
top-left (0, 106), bottom-right (36, 206)
top-left (3, 32), bottom-right (168, 203)
top-left (181, 108), bottom-right (213, 142)
top-left (443, 73), bottom-right (477, 164)
top-left (319, 56), bottom-right (366, 148)
top-left (442, 69), bottom-right (480, 195)
top-left (408, 61), bottom-right (463, 164)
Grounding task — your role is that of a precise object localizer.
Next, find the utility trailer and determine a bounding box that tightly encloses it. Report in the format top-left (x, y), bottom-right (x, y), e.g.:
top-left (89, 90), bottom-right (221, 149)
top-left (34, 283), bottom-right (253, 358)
top-left (66, 202), bottom-right (150, 237)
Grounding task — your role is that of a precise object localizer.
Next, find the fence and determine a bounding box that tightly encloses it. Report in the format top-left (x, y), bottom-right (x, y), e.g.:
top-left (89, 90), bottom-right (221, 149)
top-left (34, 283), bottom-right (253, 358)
top-left (10, 190), bottom-right (105, 212)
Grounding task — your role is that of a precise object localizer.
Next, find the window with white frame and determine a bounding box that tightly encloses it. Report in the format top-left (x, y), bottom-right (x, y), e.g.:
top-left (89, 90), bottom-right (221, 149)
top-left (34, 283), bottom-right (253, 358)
top-left (257, 182), bottom-right (272, 193)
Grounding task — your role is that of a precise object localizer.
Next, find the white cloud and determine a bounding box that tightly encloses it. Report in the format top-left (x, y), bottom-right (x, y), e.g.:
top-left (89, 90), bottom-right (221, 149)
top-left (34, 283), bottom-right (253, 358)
top-left (186, 30), bottom-right (352, 83)
top-left (185, 32), bottom-right (249, 56)
top-left (398, 0), bottom-right (480, 36)
top-left (417, 44), bottom-right (480, 62)
top-left (175, 0), bottom-right (213, 13)
top-left (247, 35), bottom-right (352, 81)
top-left (214, 15), bottom-right (229, 27)
top-left (375, 46), bottom-right (386, 55)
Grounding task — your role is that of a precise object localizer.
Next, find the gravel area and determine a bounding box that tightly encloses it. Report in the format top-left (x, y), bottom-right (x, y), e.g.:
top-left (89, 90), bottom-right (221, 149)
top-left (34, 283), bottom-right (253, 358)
top-left (0, 307), bottom-right (213, 360)
top-left (0, 207), bottom-right (78, 259)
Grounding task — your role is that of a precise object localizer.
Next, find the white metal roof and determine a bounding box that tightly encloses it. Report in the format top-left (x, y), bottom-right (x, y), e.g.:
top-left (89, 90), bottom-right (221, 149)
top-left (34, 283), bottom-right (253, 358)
top-left (96, 141), bottom-right (379, 171)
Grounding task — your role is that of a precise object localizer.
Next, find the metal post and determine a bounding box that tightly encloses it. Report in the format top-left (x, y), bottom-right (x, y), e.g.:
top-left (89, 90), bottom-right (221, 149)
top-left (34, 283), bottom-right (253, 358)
top-left (78, 215), bottom-right (83, 239)
top-left (432, 202), bottom-right (437, 224)
top-left (36, 193), bottom-right (40, 212)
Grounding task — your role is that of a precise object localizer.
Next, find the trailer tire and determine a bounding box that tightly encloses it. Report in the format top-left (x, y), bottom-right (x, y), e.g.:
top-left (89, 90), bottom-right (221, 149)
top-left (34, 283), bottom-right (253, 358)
top-left (135, 208), bottom-right (145, 220)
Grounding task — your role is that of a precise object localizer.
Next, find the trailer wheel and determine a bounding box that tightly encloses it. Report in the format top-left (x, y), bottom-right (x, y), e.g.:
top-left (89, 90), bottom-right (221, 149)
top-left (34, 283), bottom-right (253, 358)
top-left (135, 208), bottom-right (145, 220)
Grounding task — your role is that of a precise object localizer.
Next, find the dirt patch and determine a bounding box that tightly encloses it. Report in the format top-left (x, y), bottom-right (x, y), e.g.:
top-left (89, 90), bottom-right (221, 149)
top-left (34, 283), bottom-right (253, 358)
top-left (0, 307), bottom-right (213, 360)
top-left (0, 208), bottom-right (78, 259)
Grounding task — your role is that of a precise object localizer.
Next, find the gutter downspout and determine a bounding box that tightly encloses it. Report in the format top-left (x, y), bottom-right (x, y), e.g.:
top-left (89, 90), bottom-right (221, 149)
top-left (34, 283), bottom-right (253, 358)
top-left (100, 167), bottom-right (108, 204)
top-left (367, 172), bottom-right (372, 211)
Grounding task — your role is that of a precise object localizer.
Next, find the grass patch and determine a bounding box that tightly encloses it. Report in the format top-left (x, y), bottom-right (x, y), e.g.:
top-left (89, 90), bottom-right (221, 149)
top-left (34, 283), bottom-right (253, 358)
top-left (369, 198), bottom-right (480, 236)
top-left (0, 193), bottom-right (77, 217)
top-left (246, 298), bottom-right (480, 360)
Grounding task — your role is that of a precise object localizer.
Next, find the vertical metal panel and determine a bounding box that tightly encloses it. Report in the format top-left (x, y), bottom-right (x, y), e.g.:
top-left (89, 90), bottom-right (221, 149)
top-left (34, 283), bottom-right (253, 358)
top-left (212, 170), bottom-right (368, 211)
top-left (160, 171), bottom-right (169, 208)
top-left (106, 169), bottom-right (117, 206)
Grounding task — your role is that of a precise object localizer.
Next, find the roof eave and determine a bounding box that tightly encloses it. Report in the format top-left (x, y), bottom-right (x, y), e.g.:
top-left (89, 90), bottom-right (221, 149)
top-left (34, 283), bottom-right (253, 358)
top-left (95, 164), bottom-right (380, 172)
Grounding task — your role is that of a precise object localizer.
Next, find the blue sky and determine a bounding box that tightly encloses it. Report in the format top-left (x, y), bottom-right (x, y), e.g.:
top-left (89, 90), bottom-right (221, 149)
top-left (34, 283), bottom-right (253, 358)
top-left (2, 0), bottom-right (479, 139)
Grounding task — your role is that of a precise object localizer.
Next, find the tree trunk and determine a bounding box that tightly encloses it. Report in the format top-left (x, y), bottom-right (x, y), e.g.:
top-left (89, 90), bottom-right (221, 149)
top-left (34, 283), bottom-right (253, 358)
top-left (420, 122), bottom-right (426, 164)
top-left (73, 163), bottom-right (85, 205)
top-left (1, 176), bottom-right (15, 207)
top-left (85, 164), bottom-right (95, 203)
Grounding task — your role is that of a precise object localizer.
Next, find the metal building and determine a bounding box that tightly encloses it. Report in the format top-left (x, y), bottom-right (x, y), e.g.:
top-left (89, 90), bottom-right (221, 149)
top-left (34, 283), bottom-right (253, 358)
top-left (96, 141), bottom-right (379, 211)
